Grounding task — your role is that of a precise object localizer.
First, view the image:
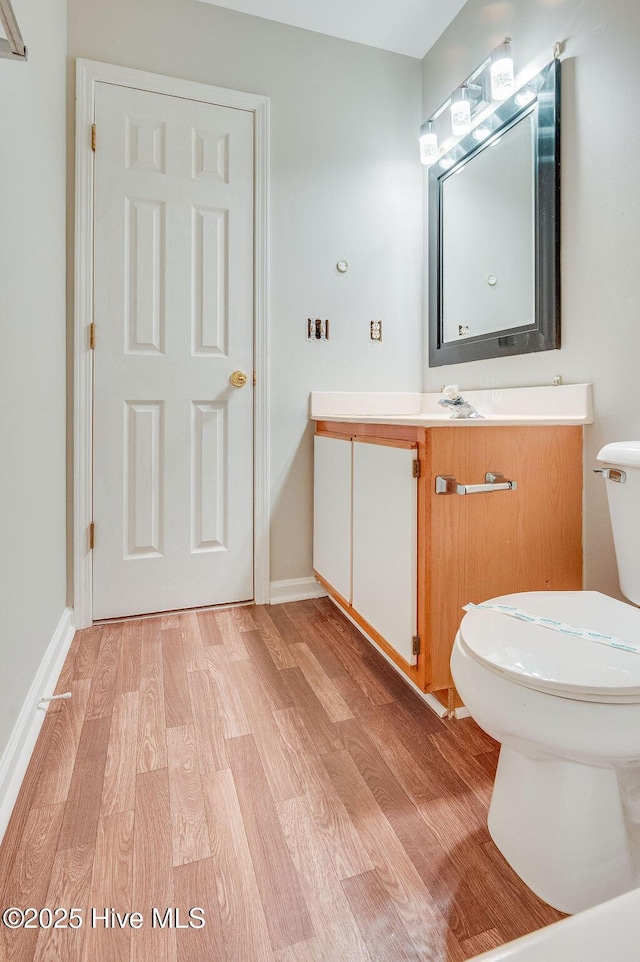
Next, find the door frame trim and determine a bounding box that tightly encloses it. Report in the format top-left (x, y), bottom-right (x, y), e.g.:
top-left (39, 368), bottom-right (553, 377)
top-left (73, 58), bottom-right (270, 628)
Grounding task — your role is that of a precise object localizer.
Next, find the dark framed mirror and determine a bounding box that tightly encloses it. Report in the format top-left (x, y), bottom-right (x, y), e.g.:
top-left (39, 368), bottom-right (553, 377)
top-left (428, 58), bottom-right (560, 367)
top-left (0, 0), bottom-right (27, 60)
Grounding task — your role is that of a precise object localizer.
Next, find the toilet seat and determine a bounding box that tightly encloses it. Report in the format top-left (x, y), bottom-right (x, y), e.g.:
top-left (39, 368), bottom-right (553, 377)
top-left (458, 591), bottom-right (640, 703)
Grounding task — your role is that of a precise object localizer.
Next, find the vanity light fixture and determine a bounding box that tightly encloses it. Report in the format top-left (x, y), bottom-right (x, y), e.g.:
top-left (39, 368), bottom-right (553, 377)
top-left (419, 120), bottom-right (438, 166)
top-left (490, 38), bottom-right (515, 100)
top-left (419, 36), bottom-right (515, 165)
top-left (473, 124), bottom-right (491, 141)
top-left (450, 86), bottom-right (472, 137)
top-left (515, 84), bottom-right (536, 107)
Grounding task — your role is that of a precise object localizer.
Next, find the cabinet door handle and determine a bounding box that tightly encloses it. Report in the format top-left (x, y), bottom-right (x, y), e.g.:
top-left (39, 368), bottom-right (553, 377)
top-left (435, 472), bottom-right (517, 495)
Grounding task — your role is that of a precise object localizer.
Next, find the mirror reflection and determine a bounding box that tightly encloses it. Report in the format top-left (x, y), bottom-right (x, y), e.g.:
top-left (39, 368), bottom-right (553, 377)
top-left (441, 113), bottom-right (535, 343)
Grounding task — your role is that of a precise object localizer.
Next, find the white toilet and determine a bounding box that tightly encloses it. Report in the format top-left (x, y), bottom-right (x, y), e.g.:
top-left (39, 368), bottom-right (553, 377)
top-left (450, 441), bottom-right (640, 916)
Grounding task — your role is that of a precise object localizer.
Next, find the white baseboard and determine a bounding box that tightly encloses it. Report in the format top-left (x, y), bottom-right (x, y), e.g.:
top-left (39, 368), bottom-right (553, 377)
top-left (422, 692), bottom-right (451, 718)
top-left (452, 705), bottom-right (471, 720)
top-left (421, 692), bottom-right (470, 720)
top-left (0, 607), bottom-right (76, 842)
top-left (269, 577), bottom-right (328, 605)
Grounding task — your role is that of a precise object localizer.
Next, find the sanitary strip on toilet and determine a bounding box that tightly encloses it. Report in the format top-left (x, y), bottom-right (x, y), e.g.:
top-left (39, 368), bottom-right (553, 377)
top-left (462, 603), bottom-right (640, 655)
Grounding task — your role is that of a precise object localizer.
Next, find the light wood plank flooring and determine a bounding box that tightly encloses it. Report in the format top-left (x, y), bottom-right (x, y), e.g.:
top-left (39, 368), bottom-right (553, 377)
top-left (0, 599), bottom-right (564, 961)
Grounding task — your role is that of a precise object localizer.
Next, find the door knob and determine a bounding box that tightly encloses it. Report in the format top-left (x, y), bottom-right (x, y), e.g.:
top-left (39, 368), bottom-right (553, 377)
top-left (229, 370), bottom-right (248, 388)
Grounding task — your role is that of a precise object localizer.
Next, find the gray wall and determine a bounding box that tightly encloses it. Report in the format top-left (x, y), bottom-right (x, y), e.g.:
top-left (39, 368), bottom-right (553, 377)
top-left (67, 0), bottom-right (423, 589)
top-left (0, 0), bottom-right (68, 751)
top-left (67, 0), bottom-right (625, 608)
top-left (422, 0), bottom-right (640, 598)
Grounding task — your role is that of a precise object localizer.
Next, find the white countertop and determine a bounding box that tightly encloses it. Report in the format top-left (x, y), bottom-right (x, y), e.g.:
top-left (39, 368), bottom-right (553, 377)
top-left (310, 384), bottom-right (593, 427)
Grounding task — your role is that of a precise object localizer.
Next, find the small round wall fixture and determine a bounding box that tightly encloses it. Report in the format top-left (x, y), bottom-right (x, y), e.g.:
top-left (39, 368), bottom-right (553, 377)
top-left (336, 260), bottom-right (349, 273)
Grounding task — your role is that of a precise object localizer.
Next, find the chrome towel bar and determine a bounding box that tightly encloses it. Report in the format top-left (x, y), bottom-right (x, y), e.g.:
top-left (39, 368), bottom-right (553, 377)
top-left (435, 472), bottom-right (518, 495)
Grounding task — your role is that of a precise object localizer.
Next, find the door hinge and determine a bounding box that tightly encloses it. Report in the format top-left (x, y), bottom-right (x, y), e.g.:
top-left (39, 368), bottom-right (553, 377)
top-left (91, 123), bottom-right (96, 152)
top-left (412, 459), bottom-right (421, 479)
top-left (89, 522), bottom-right (95, 550)
top-left (253, 371), bottom-right (257, 386)
top-left (89, 322), bottom-right (96, 350)
top-left (412, 635), bottom-right (420, 657)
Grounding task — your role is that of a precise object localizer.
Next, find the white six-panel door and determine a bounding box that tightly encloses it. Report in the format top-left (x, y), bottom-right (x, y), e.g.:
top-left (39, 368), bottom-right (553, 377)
top-left (92, 82), bottom-right (254, 619)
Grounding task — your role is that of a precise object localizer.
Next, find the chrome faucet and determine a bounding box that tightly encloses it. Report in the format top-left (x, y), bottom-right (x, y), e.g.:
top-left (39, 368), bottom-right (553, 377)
top-left (438, 385), bottom-right (484, 419)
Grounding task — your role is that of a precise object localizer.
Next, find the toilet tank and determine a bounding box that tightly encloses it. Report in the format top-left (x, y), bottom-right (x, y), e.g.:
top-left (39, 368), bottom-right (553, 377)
top-left (597, 442), bottom-right (640, 605)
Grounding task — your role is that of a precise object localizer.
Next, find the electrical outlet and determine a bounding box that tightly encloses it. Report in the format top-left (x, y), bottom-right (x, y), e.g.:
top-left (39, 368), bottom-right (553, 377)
top-left (307, 318), bottom-right (330, 340)
top-left (370, 320), bottom-right (382, 343)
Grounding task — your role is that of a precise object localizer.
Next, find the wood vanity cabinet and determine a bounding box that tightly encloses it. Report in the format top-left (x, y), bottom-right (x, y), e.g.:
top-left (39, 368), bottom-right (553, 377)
top-left (313, 419), bottom-right (583, 710)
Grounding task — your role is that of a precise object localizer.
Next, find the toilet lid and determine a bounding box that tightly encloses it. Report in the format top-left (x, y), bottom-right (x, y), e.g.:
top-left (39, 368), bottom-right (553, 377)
top-left (458, 591), bottom-right (640, 699)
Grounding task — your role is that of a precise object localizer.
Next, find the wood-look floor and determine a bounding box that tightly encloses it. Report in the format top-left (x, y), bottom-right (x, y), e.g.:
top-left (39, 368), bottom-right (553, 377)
top-left (0, 598), bottom-right (564, 961)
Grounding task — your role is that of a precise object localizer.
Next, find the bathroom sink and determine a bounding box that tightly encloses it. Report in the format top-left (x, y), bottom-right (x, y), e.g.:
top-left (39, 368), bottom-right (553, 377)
top-left (310, 384), bottom-right (593, 427)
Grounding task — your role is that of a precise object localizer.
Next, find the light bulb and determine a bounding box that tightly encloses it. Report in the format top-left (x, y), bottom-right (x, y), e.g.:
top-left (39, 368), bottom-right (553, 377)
top-left (439, 156), bottom-right (455, 170)
top-left (490, 40), bottom-right (515, 101)
top-left (450, 87), bottom-right (471, 137)
top-left (419, 122), bottom-right (438, 166)
top-left (473, 125), bottom-right (491, 141)
top-left (515, 86), bottom-right (536, 107)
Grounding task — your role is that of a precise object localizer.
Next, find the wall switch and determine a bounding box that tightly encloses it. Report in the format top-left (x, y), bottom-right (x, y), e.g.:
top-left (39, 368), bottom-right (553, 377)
top-left (370, 320), bottom-right (382, 342)
top-left (307, 318), bottom-right (330, 340)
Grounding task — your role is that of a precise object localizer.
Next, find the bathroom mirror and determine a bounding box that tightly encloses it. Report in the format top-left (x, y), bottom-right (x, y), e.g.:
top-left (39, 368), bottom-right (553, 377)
top-left (428, 58), bottom-right (560, 367)
top-left (0, 0), bottom-right (27, 60)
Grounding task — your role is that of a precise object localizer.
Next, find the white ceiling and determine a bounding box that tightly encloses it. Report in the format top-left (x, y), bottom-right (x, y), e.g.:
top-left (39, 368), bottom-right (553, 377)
top-left (196, 0), bottom-right (469, 59)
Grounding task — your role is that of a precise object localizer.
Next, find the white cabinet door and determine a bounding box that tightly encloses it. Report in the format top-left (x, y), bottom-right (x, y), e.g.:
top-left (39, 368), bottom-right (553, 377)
top-left (313, 435), bottom-right (352, 602)
top-left (352, 440), bottom-right (418, 665)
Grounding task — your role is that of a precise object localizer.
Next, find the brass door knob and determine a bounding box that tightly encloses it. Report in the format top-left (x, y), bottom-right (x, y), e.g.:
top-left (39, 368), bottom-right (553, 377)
top-left (229, 370), bottom-right (248, 388)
